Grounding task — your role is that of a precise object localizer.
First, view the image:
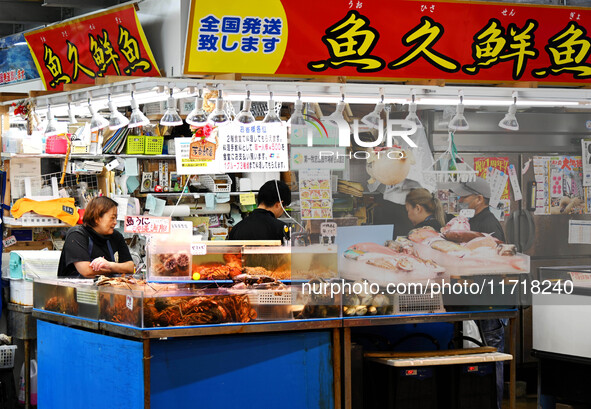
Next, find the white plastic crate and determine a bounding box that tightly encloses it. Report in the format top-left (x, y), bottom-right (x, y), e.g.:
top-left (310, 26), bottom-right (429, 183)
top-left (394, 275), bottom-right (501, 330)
top-left (0, 345), bottom-right (17, 368)
top-left (198, 174), bottom-right (232, 192)
top-left (248, 290), bottom-right (293, 305)
top-left (10, 279), bottom-right (33, 306)
top-left (393, 292), bottom-right (445, 314)
top-left (19, 212), bottom-right (67, 227)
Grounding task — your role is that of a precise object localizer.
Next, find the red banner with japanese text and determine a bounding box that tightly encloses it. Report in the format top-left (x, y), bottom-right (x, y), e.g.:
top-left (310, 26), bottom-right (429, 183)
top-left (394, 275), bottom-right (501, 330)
top-left (185, 0), bottom-right (591, 85)
top-left (25, 4), bottom-right (160, 91)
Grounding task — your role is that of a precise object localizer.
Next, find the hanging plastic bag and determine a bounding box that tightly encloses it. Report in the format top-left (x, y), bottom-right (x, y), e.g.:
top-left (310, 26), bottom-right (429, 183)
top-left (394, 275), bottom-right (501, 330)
top-left (18, 359), bottom-right (37, 405)
top-left (463, 320), bottom-right (483, 348)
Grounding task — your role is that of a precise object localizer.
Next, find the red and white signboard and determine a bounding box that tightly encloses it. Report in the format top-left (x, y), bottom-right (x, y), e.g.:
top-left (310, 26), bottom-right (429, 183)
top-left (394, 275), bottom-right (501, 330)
top-left (124, 215), bottom-right (171, 234)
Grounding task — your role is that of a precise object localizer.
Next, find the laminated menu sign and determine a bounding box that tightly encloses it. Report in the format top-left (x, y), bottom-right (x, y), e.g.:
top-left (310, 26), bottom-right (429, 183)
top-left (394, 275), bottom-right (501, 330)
top-left (124, 215), bottom-right (171, 234)
top-left (220, 123), bottom-right (288, 172)
top-left (299, 169), bottom-right (333, 220)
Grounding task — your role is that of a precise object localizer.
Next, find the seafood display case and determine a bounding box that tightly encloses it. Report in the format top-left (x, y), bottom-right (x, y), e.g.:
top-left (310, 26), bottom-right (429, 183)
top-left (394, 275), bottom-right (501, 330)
top-left (34, 277), bottom-right (100, 319)
top-left (146, 235), bottom-right (192, 281)
top-left (98, 284), bottom-right (257, 328)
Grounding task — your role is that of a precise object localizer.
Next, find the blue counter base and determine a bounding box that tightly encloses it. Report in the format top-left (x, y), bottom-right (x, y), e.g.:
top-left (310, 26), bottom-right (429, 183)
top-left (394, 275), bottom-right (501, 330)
top-left (38, 320), bottom-right (144, 409)
top-left (38, 320), bottom-right (334, 408)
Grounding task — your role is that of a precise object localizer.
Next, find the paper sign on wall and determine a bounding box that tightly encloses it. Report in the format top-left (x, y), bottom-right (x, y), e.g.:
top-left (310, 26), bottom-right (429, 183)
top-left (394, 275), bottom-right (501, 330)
top-left (219, 123), bottom-right (288, 172)
top-left (240, 192), bottom-right (256, 206)
top-left (124, 215), bottom-right (171, 234)
top-left (175, 137), bottom-right (223, 175)
top-left (582, 139), bottom-right (591, 187)
top-left (299, 169), bottom-right (333, 220)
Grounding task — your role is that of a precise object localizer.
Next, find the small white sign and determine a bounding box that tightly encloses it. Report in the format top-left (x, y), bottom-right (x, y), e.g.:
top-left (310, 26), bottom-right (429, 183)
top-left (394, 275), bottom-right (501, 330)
top-left (568, 220), bottom-right (591, 244)
top-left (2, 236), bottom-right (17, 248)
top-left (191, 242), bottom-right (207, 255)
top-left (171, 221), bottom-right (193, 232)
top-left (320, 222), bottom-right (337, 237)
top-left (126, 295), bottom-right (134, 311)
top-left (459, 209), bottom-right (475, 218)
top-left (508, 164), bottom-right (523, 201)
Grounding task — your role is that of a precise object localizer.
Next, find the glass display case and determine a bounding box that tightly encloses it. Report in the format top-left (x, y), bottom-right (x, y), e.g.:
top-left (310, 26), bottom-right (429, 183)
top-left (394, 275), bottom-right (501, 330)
top-left (98, 285), bottom-right (258, 327)
top-left (146, 235), bottom-right (192, 281)
top-left (33, 277), bottom-right (100, 319)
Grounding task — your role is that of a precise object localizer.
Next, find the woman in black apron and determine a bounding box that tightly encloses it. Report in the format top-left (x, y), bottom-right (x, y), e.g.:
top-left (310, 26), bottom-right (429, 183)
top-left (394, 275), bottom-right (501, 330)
top-left (58, 197), bottom-right (134, 277)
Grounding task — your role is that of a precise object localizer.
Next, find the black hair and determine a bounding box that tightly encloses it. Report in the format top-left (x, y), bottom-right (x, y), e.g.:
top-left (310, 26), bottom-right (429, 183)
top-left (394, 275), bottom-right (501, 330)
top-left (257, 180), bottom-right (291, 207)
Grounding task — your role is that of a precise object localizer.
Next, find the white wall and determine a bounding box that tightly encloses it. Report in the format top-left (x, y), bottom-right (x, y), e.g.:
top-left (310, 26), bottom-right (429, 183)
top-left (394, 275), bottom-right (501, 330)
top-left (137, 0), bottom-right (191, 78)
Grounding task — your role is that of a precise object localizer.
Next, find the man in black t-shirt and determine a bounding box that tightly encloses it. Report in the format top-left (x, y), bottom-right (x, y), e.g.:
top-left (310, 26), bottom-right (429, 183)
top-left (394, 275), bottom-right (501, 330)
top-left (228, 180), bottom-right (291, 242)
top-left (445, 176), bottom-right (506, 409)
top-left (446, 177), bottom-right (505, 242)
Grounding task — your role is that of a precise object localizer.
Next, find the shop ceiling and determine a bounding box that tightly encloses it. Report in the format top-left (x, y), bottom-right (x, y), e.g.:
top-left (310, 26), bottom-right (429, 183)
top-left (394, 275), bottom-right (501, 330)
top-left (0, 0), bottom-right (122, 37)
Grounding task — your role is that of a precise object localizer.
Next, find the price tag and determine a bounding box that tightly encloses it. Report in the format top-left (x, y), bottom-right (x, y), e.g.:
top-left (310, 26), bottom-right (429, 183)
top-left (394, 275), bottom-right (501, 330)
top-left (459, 209), bottom-right (475, 218)
top-left (126, 295), bottom-right (134, 311)
top-left (124, 215), bottom-right (171, 234)
top-left (2, 235), bottom-right (17, 248)
top-left (191, 242), bottom-right (207, 255)
top-left (320, 222), bottom-right (337, 237)
top-left (240, 192), bottom-right (256, 206)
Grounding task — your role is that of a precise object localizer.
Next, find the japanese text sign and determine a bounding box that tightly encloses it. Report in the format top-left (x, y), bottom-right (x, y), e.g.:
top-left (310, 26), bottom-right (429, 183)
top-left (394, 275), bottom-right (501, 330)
top-left (0, 33), bottom-right (39, 86)
top-left (219, 123), bottom-right (288, 172)
top-left (186, 0), bottom-right (591, 85)
top-left (175, 137), bottom-right (223, 175)
top-left (124, 215), bottom-right (171, 234)
top-left (25, 4), bottom-right (160, 91)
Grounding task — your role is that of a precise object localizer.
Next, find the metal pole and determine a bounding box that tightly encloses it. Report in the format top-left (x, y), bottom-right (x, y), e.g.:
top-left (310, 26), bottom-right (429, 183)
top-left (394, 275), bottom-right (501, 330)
top-left (24, 339), bottom-right (30, 409)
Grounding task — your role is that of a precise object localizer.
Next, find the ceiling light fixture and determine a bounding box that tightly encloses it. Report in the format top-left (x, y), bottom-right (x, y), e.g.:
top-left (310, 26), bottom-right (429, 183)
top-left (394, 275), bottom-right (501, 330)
top-left (88, 98), bottom-right (109, 132)
top-left (107, 94), bottom-right (129, 131)
top-left (67, 102), bottom-right (77, 125)
top-left (448, 91), bottom-right (469, 131)
top-left (262, 92), bottom-right (282, 123)
top-left (185, 87), bottom-right (209, 126)
top-left (361, 91), bottom-right (385, 129)
top-left (287, 92), bottom-right (306, 128)
top-left (208, 90), bottom-right (230, 125)
top-left (499, 91), bottom-right (519, 131)
top-left (128, 91), bottom-right (150, 128)
top-left (234, 90), bottom-right (256, 124)
top-left (160, 88), bottom-right (183, 127)
top-left (44, 104), bottom-right (58, 137)
top-left (405, 91), bottom-right (422, 128)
